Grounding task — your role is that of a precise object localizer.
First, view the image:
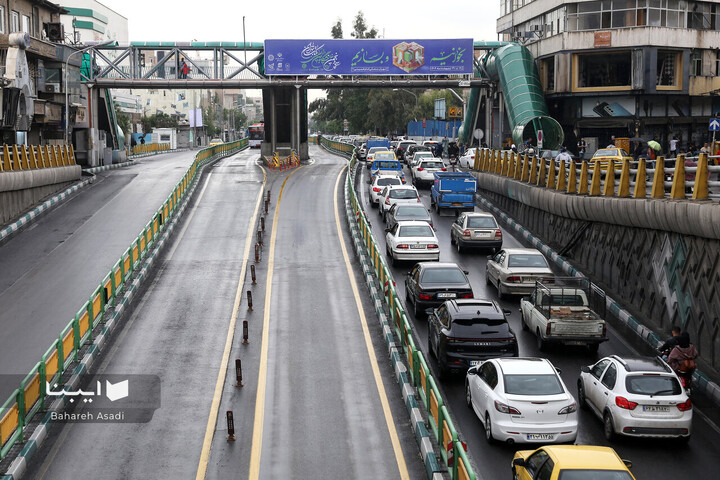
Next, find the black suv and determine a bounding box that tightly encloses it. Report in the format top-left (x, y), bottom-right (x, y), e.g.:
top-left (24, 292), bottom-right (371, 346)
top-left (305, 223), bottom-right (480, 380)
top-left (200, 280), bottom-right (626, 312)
top-left (427, 299), bottom-right (518, 379)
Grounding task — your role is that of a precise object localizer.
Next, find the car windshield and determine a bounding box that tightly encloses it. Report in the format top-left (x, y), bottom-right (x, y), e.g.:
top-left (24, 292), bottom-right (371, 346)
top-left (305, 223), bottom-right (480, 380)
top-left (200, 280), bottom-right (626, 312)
top-left (420, 161), bottom-right (445, 168)
top-left (377, 177), bottom-right (402, 187)
top-left (398, 225), bottom-right (434, 237)
top-left (594, 149), bottom-right (619, 157)
top-left (420, 268), bottom-right (467, 284)
top-left (625, 375), bottom-right (682, 396)
top-left (504, 374), bottom-right (564, 395)
top-left (396, 206), bottom-right (429, 217)
top-left (508, 254), bottom-right (549, 268)
top-left (369, 148), bottom-right (388, 154)
top-left (467, 216), bottom-right (498, 228)
top-left (558, 470), bottom-right (633, 480)
top-left (375, 153), bottom-right (396, 161)
top-left (389, 189), bottom-right (418, 199)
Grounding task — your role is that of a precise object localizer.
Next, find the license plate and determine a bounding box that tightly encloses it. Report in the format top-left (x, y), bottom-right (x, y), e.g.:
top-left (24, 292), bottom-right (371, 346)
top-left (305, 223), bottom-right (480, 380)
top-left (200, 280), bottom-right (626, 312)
top-left (565, 341), bottom-right (586, 346)
top-left (452, 202), bottom-right (463, 206)
top-left (410, 244), bottom-right (425, 249)
top-left (470, 361), bottom-right (480, 366)
top-left (437, 292), bottom-right (457, 298)
top-left (473, 232), bottom-right (491, 238)
top-left (643, 405), bottom-right (670, 412)
top-left (527, 434), bottom-right (555, 441)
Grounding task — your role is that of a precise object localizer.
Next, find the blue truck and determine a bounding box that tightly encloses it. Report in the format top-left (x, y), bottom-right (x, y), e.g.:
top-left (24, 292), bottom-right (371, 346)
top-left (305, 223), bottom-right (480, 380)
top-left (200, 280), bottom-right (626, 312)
top-left (430, 172), bottom-right (477, 214)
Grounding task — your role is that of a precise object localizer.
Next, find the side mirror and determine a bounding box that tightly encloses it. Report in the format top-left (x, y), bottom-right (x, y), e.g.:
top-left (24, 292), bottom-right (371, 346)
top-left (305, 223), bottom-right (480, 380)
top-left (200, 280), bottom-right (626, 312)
top-left (555, 367), bottom-right (562, 375)
top-left (487, 255), bottom-right (493, 260)
top-left (385, 228), bottom-right (391, 233)
top-left (467, 366), bottom-right (478, 375)
top-left (463, 270), bottom-right (470, 275)
top-left (512, 458), bottom-right (526, 468)
top-left (581, 366), bottom-right (591, 374)
top-left (405, 271), bottom-right (412, 276)
top-left (622, 460), bottom-right (632, 469)
top-left (366, 180), bottom-right (371, 184)
top-left (425, 308), bottom-right (435, 316)
top-left (521, 296), bottom-right (530, 303)
top-left (503, 309), bottom-right (512, 316)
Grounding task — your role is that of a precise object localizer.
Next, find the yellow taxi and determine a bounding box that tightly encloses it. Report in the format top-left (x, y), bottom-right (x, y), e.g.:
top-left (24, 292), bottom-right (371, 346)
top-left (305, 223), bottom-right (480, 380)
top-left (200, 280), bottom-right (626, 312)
top-left (209, 138), bottom-right (224, 147)
top-left (512, 445), bottom-right (635, 480)
top-left (589, 148), bottom-right (633, 170)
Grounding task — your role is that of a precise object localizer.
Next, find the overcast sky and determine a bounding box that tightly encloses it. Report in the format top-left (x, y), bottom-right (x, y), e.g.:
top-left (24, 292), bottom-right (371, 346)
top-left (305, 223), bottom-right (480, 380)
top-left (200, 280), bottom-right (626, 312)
top-left (98, 0), bottom-right (500, 43)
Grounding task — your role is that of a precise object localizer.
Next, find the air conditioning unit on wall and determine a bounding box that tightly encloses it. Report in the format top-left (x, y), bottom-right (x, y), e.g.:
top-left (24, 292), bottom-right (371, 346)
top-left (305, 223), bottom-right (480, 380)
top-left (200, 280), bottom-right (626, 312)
top-left (45, 83), bottom-right (60, 93)
top-left (46, 22), bottom-right (64, 42)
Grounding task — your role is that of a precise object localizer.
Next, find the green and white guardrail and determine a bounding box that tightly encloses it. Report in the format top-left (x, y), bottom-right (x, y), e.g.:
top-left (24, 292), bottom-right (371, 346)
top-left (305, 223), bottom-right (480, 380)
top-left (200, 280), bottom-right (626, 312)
top-left (0, 140), bottom-right (248, 462)
top-left (321, 135), bottom-right (477, 480)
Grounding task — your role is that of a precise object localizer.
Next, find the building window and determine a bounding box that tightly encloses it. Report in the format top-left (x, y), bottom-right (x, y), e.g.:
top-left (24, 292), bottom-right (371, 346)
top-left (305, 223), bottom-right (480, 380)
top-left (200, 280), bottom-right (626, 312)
top-left (11, 11), bottom-right (19, 33)
top-left (541, 57), bottom-right (555, 91)
top-left (32, 7), bottom-right (39, 37)
top-left (576, 51), bottom-right (632, 89)
top-left (716, 50), bottom-right (720, 76)
top-left (657, 50), bottom-right (682, 87)
top-left (691, 50), bottom-right (703, 76)
top-left (0, 6), bottom-right (5, 34)
top-left (22, 15), bottom-right (30, 34)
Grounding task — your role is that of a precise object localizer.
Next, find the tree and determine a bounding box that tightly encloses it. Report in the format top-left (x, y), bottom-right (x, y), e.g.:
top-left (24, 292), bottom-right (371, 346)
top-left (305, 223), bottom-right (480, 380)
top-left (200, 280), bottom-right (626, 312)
top-left (141, 112), bottom-right (178, 134)
top-left (351, 11), bottom-right (378, 39)
top-left (331, 19), bottom-right (343, 39)
top-left (115, 108), bottom-right (131, 135)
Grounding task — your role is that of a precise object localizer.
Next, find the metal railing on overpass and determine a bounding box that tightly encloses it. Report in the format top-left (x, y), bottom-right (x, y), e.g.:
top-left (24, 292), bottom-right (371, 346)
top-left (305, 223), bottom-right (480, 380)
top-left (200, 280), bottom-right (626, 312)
top-left (473, 149), bottom-right (720, 201)
top-left (322, 136), bottom-right (477, 480)
top-left (0, 145), bottom-right (76, 171)
top-left (0, 140), bottom-right (247, 461)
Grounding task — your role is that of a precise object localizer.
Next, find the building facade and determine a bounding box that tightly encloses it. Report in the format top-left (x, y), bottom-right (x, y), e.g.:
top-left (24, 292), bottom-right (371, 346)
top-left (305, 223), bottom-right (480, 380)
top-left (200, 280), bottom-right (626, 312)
top-left (59, 0), bottom-right (127, 45)
top-left (497, 0), bottom-right (720, 155)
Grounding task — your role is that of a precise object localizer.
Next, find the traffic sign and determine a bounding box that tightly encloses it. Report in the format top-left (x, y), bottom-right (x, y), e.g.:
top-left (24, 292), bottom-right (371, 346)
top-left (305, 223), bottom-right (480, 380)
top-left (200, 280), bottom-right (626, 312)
top-left (422, 118), bottom-right (426, 128)
top-left (709, 119), bottom-right (720, 131)
top-left (537, 129), bottom-right (544, 149)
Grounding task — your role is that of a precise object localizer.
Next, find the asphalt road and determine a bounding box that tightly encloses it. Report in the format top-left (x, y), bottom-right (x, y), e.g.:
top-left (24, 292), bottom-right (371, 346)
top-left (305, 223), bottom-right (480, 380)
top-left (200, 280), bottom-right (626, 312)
top-left (24, 146), bottom-right (427, 480)
top-left (356, 159), bottom-right (720, 480)
top-left (0, 150), bottom-right (199, 401)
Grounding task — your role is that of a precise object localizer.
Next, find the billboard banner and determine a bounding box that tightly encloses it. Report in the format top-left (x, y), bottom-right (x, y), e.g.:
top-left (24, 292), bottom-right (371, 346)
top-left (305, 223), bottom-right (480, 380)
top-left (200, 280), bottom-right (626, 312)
top-left (263, 39), bottom-right (473, 76)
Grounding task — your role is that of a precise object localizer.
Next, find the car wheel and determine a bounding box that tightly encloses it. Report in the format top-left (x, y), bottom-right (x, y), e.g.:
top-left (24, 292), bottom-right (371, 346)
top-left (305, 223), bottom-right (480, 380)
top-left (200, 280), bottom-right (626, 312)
top-left (465, 382), bottom-right (472, 408)
top-left (457, 241), bottom-right (463, 254)
top-left (450, 232), bottom-right (456, 245)
top-left (603, 411), bottom-right (616, 441)
top-left (496, 279), bottom-right (505, 300)
top-left (484, 413), bottom-right (495, 444)
top-left (536, 329), bottom-right (547, 352)
top-left (414, 300), bottom-right (423, 318)
top-left (578, 380), bottom-right (588, 410)
top-left (428, 335), bottom-right (435, 358)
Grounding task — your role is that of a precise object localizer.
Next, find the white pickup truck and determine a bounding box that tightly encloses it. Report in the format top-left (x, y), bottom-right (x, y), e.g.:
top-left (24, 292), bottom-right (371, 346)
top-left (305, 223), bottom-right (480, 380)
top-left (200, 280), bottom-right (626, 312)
top-left (519, 278), bottom-right (607, 353)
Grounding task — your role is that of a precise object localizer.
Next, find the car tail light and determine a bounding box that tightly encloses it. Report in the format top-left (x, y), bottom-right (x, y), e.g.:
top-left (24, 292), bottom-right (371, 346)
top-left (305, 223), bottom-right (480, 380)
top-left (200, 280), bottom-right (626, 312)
top-left (441, 167), bottom-right (447, 171)
top-left (495, 230), bottom-right (502, 238)
top-left (417, 167), bottom-right (424, 171)
top-left (494, 400), bottom-right (521, 415)
top-left (419, 293), bottom-right (433, 300)
top-left (558, 403), bottom-right (577, 414)
top-left (507, 276), bottom-right (521, 283)
top-left (396, 244), bottom-right (409, 249)
top-left (417, 197), bottom-right (421, 203)
top-left (385, 198), bottom-right (391, 205)
top-left (602, 323), bottom-right (607, 337)
top-left (462, 229), bottom-right (471, 238)
top-left (546, 322), bottom-right (552, 336)
top-left (677, 399), bottom-right (692, 411)
top-left (427, 244), bottom-right (439, 249)
top-left (373, 187), bottom-right (381, 192)
top-left (615, 396), bottom-right (638, 410)
top-left (459, 292), bottom-right (474, 298)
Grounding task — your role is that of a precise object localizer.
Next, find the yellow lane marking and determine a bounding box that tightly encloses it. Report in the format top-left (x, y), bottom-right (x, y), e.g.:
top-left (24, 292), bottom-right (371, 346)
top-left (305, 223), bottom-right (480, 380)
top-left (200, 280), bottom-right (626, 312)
top-left (249, 166), bottom-right (304, 480)
top-left (332, 166), bottom-right (410, 479)
top-left (195, 158), bottom-right (267, 480)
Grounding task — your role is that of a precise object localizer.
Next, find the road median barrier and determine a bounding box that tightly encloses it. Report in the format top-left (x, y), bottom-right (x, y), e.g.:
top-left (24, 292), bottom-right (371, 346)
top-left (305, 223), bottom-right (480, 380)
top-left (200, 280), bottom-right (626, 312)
top-left (0, 140), bottom-right (248, 478)
top-left (333, 136), bottom-right (476, 480)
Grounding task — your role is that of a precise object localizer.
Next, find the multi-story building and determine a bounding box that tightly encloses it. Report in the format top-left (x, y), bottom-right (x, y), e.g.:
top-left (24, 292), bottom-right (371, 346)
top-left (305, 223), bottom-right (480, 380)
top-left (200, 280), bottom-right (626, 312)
top-left (58, 0), bottom-right (127, 45)
top-left (497, 0), bottom-right (720, 154)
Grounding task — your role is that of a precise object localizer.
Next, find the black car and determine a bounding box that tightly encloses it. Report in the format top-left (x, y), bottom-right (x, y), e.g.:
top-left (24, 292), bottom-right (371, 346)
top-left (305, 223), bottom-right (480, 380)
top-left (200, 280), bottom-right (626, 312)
top-left (405, 262), bottom-right (473, 317)
top-left (385, 204), bottom-right (433, 230)
top-left (405, 144), bottom-right (433, 163)
top-left (427, 299), bottom-right (518, 378)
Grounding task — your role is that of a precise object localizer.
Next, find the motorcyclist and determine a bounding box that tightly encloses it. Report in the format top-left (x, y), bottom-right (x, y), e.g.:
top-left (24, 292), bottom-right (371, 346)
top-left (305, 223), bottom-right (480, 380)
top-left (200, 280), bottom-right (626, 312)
top-left (658, 326), bottom-right (682, 359)
top-left (667, 332), bottom-right (698, 385)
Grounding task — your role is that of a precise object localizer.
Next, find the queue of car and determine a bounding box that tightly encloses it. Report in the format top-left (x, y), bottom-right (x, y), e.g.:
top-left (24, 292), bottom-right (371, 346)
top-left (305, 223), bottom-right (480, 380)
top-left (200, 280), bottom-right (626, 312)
top-left (358, 143), bottom-right (692, 468)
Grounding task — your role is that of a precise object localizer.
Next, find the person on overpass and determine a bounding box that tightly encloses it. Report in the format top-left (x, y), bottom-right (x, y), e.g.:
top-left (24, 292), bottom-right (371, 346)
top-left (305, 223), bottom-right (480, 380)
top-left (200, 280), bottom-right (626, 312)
top-left (180, 60), bottom-right (191, 79)
top-left (555, 147), bottom-right (573, 167)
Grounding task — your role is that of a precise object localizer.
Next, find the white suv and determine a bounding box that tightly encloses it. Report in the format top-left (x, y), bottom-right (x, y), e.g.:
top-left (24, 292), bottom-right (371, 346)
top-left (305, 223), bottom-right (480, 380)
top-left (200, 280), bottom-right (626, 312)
top-left (465, 357), bottom-right (577, 445)
top-left (378, 185), bottom-right (421, 219)
top-left (368, 174), bottom-right (403, 208)
top-left (412, 158), bottom-right (447, 186)
top-left (578, 355), bottom-right (692, 441)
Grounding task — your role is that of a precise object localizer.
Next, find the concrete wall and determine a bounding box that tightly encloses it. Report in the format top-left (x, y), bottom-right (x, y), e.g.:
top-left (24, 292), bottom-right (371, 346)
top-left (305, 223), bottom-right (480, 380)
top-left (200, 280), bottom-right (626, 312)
top-left (0, 166), bottom-right (82, 224)
top-left (476, 172), bottom-right (720, 370)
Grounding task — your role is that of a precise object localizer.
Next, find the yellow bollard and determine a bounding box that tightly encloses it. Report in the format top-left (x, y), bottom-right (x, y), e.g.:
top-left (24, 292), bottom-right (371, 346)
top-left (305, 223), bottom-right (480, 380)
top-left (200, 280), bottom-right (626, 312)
top-left (578, 161), bottom-right (589, 194)
top-left (603, 160), bottom-right (616, 196)
top-left (618, 159), bottom-right (631, 197)
top-left (69, 145), bottom-right (76, 164)
top-left (634, 158), bottom-right (647, 198)
top-left (529, 155), bottom-right (538, 184)
top-left (21, 145), bottom-right (31, 169)
top-left (514, 153), bottom-right (522, 180)
top-left (693, 153), bottom-right (709, 200)
top-left (557, 161), bottom-right (567, 191)
top-left (12, 145), bottom-right (22, 170)
top-left (537, 157), bottom-right (546, 186)
top-left (589, 160), bottom-right (602, 195)
top-left (546, 159), bottom-right (556, 189)
top-left (521, 154), bottom-right (530, 181)
top-left (650, 156), bottom-right (665, 198)
top-left (669, 155), bottom-right (686, 199)
top-left (29, 146), bottom-right (39, 169)
top-left (47, 145), bottom-right (56, 166)
top-left (502, 151), bottom-right (511, 176)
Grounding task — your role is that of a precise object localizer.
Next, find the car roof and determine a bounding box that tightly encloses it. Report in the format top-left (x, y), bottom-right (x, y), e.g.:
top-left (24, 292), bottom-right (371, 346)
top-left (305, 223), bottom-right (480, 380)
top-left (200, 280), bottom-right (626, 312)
top-left (385, 184), bottom-right (417, 191)
top-left (539, 445), bottom-right (628, 470)
top-left (463, 212), bottom-right (495, 218)
top-left (494, 357), bottom-right (554, 375)
top-left (447, 299), bottom-right (502, 317)
top-left (609, 355), bottom-right (672, 373)
top-left (502, 248), bottom-right (544, 255)
top-left (396, 220), bottom-right (435, 227)
top-left (418, 262), bottom-right (464, 270)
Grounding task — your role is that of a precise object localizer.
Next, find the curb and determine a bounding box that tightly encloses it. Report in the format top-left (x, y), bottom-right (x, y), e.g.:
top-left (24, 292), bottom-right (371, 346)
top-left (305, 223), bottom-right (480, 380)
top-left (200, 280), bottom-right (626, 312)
top-left (84, 159), bottom-right (139, 174)
top-left (126, 148), bottom-right (189, 161)
top-left (476, 194), bottom-right (720, 407)
top-left (344, 165), bottom-right (443, 479)
top-left (0, 149), bottom-right (238, 480)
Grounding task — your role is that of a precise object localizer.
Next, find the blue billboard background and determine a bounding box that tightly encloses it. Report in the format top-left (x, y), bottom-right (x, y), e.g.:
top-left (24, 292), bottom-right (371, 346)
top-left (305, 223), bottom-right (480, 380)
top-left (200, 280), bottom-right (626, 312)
top-left (264, 39), bottom-right (473, 76)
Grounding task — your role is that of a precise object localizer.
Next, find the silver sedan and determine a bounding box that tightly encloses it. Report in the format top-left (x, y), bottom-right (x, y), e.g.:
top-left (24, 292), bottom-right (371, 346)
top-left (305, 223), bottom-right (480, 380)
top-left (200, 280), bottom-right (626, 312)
top-left (485, 248), bottom-right (554, 299)
top-left (385, 221), bottom-right (440, 266)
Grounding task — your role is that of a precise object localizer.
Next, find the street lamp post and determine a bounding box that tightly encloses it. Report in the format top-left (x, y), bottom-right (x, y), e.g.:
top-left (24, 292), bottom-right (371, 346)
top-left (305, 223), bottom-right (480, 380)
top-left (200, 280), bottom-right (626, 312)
top-left (64, 40), bottom-right (113, 145)
top-left (392, 88), bottom-right (418, 122)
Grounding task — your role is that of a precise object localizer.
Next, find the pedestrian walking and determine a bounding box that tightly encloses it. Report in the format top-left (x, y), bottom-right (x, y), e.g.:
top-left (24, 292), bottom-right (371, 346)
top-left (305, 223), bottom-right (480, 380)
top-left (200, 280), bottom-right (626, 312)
top-left (669, 136), bottom-right (679, 158)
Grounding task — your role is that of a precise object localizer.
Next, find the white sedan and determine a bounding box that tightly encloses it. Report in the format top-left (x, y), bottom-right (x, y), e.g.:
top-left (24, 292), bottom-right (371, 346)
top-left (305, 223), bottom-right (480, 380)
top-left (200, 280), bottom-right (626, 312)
top-left (578, 355), bottom-right (692, 441)
top-left (378, 185), bottom-right (421, 220)
top-left (485, 248), bottom-right (554, 299)
top-left (459, 148), bottom-right (481, 169)
top-left (368, 174), bottom-right (403, 208)
top-left (466, 357), bottom-right (578, 445)
top-left (412, 159), bottom-right (447, 186)
top-left (385, 220), bottom-right (439, 265)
